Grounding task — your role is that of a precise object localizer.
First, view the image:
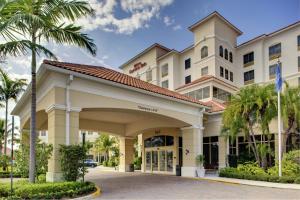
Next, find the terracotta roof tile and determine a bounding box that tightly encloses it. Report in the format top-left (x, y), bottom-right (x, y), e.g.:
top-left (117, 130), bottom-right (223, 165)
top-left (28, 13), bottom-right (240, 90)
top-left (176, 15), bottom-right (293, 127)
top-left (205, 100), bottom-right (227, 113)
top-left (43, 60), bottom-right (209, 107)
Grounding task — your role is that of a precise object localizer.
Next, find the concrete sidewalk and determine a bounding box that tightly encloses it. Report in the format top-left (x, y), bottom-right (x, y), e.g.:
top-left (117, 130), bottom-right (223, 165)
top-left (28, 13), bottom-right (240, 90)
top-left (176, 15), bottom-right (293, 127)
top-left (196, 176), bottom-right (300, 190)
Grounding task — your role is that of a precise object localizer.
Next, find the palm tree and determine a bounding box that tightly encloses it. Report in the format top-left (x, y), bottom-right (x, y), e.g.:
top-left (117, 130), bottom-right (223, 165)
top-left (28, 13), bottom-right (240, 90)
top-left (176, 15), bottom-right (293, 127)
top-left (0, 69), bottom-right (26, 156)
top-left (222, 84), bottom-right (278, 167)
top-left (0, 0), bottom-right (96, 183)
top-left (281, 83), bottom-right (300, 152)
top-left (94, 135), bottom-right (116, 162)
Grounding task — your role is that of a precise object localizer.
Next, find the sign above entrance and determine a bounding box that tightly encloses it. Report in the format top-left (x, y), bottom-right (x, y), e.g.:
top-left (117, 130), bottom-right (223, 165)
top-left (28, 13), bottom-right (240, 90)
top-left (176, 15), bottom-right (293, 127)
top-left (138, 105), bottom-right (158, 113)
top-left (129, 62), bottom-right (147, 74)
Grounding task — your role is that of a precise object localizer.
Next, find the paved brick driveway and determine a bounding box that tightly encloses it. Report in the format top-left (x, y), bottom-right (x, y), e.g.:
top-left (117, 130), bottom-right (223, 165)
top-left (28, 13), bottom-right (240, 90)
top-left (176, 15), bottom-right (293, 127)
top-left (86, 168), bottom-right (300, 200)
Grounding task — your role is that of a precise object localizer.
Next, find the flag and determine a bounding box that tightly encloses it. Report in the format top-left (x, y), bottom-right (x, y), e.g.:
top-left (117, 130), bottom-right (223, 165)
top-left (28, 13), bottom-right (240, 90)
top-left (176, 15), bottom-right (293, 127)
top-left (275, 63), bottom-right (282, 92)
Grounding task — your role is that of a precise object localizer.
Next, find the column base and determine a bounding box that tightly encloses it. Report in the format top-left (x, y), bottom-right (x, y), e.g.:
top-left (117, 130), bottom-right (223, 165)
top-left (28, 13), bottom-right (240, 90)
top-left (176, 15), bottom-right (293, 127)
top-left (46, 172), bottom-right (64, 182)
top-left (181, 167), bottom-right (197, 177)
top-left (119, 164), bottom-right (131, 172)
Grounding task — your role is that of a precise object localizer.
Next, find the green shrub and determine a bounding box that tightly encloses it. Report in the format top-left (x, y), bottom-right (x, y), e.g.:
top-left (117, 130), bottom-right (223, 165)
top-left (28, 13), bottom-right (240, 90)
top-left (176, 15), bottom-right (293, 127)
top-left (237, 162), bottom-right (266, 176)
top-left (103, 160), bottom-right (108, 167)
top-left (268, 160), bottom-right (300, 177)
top-left (59, 145), bottom-right (87, 181)
top-left (294, 177), bottom-right (300, 184)
top-left (133, 157), bottom-right (142, 170)
top-left (0, 181), bottom-right (96, 199)
top-left (278, 176), bottom-right (296, 184)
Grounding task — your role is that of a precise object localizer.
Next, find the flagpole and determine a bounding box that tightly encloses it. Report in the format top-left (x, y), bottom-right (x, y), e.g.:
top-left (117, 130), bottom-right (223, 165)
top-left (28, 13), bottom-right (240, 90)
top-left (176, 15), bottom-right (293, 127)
top-left (276, 58), bottom-right (282, 177)
top-left (277, 89), bottom-right (282, 177)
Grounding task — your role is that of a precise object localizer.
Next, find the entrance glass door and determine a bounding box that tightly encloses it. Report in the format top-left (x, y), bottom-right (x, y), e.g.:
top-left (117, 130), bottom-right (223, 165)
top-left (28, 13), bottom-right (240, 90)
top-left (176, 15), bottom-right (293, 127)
top-left (145, 149), bottom-right (173, 173)
top-left (152, 151), bottom-right (158, 171)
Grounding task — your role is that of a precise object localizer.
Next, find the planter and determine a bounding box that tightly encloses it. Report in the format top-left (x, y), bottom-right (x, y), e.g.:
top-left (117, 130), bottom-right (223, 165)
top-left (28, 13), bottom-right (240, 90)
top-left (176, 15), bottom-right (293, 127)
top-left (196, 168), bottom-right (206, 177)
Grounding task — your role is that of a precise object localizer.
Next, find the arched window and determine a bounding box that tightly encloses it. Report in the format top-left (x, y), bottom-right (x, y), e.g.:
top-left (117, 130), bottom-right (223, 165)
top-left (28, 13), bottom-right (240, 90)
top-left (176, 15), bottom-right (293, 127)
top-left (219, 46), bottom-right (223, 57)
top-left (201, 46), bottom-right (208, 59)
top-left (229, 52), bottom-right (233, 63)
top-left (224, 49), bottom-right (228, 60)
top-left (144, 135), bottom-right (174, 147)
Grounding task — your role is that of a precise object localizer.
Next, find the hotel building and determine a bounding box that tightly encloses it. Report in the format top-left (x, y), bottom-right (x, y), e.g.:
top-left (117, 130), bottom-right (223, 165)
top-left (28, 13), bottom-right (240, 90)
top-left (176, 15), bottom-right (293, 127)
top-left (12, 11), bottom-right (300, 181)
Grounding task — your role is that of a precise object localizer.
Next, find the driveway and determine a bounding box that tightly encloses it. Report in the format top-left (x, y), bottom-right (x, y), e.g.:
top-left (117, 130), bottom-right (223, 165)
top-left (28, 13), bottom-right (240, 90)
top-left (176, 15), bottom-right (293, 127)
top-left (86, 168), bottom-right (300, 200)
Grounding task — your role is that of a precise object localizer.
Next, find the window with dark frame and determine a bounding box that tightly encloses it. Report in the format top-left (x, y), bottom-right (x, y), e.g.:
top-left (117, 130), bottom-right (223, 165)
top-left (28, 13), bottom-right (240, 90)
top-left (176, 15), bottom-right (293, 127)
top-left (161, 64), bottom-right (168, 77)
top-left (298, 35), bottom-right (300, 48)
top-left (243, 52), bottom-right (254, 66)
top-left (230, 71), bottom-right (233, 82)
top-left (201, 46), bottom-right (208, 59)
top-left (219, 46), bottom-right (223, 57)
top-left (225, 69), bottom-right (229, 80)
top-left (185, 75), bottom-right (191, 84)
top-left (298, 56), bottom-right (300, 71)
top-left (244, 70), bottom-right (255, 83)
top-left (225, 49), bottom-right (228, 60)
top-left (161, 80), bottom-right (169, 88)
top-left (269, 43), bottom-right (281, 59)
top-left (185, 58), bottom-right (191, 70)
top-left (229, 52), bottom-right (233, 63)
top-left (220, 66), bottom-right (224, 77)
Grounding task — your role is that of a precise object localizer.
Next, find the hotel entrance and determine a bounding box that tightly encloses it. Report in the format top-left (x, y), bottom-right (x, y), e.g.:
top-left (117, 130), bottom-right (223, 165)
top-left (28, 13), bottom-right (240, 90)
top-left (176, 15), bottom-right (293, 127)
top-left (144, 135), bottom-right (175, 174)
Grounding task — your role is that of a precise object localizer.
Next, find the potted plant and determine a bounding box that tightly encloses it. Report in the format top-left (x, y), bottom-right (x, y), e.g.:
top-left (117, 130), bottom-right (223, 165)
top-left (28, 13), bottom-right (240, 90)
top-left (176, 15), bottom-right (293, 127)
top-left (195, 154), bottom-right (205, 177)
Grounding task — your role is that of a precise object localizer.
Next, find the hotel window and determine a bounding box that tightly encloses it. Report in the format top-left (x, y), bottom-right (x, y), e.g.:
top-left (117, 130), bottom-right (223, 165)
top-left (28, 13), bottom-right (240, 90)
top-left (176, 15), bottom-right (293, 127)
top-left (225, 49), bottom-right (228, 60)
top-left (243, 52), bottom-right (254, 67)
top-left (269, 63), bottom-right (282, 79)
top-left (201, 46), bottom-right (208, 59)
top-left (219, 46), bottom-right (223, 57)
top-left (244, 70), bottom-right (255, 84)
top-left (201, 66), bottom-right (208, 76)
top-left (161, 80), bottom-right (169, 89)
top-left (185, 58), bottom-right (191, 70)
top-left (40, 131), bottom-right (46, 137)
top-left (161, 64), bottom-right (168, 77)
top-left (185, 86), bottom-right (210, 100)
top-left (185, 75), bottom-right (191, 84)
top-left (225, 69), bottom-right (229, 80)
top-left (146, 70), bottom-right (152, 82)
top-left (230, 71), bottom-right (233, 82)
top-left (269, 43), bottom-right (281, 60)
top-left (229, 52), bottom-right (233, 63)
top-left (298, 35), bottom-right (300, 50)
top-left (220, 66), bottom-right (224, 77)
top-left (213, 87), bottom-right (231, 101)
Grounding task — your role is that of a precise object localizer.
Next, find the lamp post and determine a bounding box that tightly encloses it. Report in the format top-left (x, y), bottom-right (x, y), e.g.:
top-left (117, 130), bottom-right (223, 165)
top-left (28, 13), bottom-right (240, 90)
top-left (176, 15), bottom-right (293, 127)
top-left (10, 116), bottom-right (14, 196)
top-left (82, 132), bottom-right (86, 182)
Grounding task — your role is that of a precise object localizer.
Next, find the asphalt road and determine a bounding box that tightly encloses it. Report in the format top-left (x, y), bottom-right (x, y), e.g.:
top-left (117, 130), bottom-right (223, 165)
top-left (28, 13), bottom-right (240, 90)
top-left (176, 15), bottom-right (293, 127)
top-left (86, 167), bottom-right (300, 200)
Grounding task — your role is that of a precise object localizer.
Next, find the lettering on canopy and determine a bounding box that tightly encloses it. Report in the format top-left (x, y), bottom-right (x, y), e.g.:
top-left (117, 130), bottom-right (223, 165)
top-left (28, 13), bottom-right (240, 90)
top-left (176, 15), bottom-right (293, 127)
top-left (138, 105), bottom-right (158, 113)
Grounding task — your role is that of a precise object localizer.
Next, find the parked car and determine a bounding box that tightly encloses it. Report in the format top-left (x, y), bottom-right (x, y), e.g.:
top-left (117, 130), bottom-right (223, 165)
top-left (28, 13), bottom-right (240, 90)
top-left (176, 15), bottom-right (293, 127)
top-left (84, 159), bottom-right (98, 168)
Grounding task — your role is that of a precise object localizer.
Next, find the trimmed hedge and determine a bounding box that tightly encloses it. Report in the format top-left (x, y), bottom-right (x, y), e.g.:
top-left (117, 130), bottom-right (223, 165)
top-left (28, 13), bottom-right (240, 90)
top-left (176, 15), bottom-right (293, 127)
top-left (0, 181), bottom-right (96, 199)
top-left (0, 171), bottom-right (22, 178)
top-left (219, 167), bottom-right (298, 184)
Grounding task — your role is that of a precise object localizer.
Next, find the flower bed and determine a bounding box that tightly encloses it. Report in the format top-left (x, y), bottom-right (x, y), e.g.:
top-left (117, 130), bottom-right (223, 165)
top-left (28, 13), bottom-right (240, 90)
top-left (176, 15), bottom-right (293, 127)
top-left (0, 181), bottom-right (96, 199)
top-left (219, 167), bottom-right (300, 184)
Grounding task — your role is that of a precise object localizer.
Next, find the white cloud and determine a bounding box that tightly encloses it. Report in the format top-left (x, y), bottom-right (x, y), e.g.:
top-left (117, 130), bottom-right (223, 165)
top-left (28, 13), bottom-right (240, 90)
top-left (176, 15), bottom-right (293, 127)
top-left (172, 24), bottom-right (182, 31)
top-left (77, 0), bottom-right (174, 34)
top-left (163, 16), bottom-right (174, 26)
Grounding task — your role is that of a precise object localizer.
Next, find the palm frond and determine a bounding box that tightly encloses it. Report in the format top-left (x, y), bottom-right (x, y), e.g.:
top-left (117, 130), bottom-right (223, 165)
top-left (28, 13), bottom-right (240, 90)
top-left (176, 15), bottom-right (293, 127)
top-left (43, 23), bottom-right (96, 56)
top-left (0, 40), bottom-right (57, 60)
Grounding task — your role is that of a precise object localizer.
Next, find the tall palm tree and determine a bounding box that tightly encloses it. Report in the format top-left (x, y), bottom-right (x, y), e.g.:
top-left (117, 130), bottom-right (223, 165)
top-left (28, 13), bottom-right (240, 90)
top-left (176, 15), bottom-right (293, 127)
top-left (0, 0), bottom-right (97, 183)
top-left (0, 69), bottom-right (26, 156)
top-left (94, 135), bottom-right (116, 162)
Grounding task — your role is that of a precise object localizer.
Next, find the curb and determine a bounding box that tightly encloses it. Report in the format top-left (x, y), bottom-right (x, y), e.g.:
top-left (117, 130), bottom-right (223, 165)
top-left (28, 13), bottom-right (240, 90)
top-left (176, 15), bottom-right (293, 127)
top-left (72, 185), bottom-right (101, 200)
top-left (186, 176), bottom-right (300, 190)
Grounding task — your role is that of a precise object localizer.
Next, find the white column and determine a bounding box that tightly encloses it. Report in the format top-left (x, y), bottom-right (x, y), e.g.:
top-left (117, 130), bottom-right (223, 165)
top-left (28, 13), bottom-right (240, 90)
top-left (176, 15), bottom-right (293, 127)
top-left (119, 137), bottom-right (135, 172)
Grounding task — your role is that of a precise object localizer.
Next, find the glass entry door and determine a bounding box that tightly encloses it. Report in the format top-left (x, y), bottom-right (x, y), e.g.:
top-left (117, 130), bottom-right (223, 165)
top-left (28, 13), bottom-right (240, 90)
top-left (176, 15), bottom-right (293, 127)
top-left (145, 149), bottom-right (173, 173)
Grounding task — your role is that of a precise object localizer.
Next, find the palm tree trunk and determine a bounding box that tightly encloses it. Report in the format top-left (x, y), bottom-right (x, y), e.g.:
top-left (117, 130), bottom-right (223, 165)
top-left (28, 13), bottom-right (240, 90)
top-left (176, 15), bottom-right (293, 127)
top-left (29, 32), bottom-right (37, 183)
top-left (248, 124), bottom-right (261, 166)
top-left (4, 100), bottom-right (8, 156)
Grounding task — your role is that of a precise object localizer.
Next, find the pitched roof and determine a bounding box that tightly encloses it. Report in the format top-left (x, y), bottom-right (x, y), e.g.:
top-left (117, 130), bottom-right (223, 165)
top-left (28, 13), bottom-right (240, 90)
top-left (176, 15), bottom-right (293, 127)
top-left (119, 43), bottom-right (171, 69)
top-left (205, 100), bottom-right (227, 113)
top-left (176, 75), bottom-right (238, 91)
top-left (188, 11), bottom-right (242, 35)
top-left (43, 60), bottom-right (209, 107)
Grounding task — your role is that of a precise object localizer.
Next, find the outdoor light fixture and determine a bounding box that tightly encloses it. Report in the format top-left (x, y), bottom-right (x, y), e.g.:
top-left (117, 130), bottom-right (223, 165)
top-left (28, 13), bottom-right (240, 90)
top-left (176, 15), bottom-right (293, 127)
top-left (185, 149), bottom-right (189, 155)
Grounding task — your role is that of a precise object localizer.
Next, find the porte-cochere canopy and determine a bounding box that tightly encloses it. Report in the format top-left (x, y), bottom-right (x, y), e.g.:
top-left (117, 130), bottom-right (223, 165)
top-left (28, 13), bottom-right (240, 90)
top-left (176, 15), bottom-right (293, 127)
top-left (12, 60), bottom-right (210, 181)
